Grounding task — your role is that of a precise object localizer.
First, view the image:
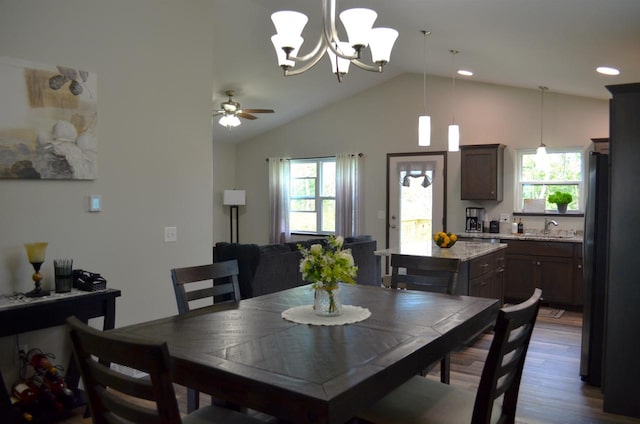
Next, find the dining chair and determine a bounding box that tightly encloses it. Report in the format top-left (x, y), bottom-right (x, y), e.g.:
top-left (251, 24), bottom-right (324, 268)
top-left (171, 260), bottom-right (241, 412)
top-left (171, 260), bottom-right (241, 314)
top-left (356, 288), bottom-right (542, 424)
top-left (66, 316), bottom-right (264, 424)
top-left (390, 253), bottom-right (462, 383)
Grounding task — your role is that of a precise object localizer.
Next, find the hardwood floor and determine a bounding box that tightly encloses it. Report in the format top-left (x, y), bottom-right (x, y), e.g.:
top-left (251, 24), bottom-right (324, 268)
top-left (63, 310), bottom-right (639, 423)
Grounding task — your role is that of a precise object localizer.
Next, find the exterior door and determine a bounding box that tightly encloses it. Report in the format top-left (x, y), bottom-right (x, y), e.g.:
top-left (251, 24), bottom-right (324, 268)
top-left (387, 153), bottom-right (446, 256)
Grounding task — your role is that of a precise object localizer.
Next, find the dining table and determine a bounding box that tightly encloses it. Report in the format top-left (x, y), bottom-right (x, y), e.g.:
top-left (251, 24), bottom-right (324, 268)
top-left (111, 283), bottom-right (500, 424)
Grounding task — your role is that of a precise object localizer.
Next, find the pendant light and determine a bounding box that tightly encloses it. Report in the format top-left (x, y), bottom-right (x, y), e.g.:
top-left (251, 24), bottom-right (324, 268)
top-left (536, 86), bottom-right (548, 156)
top-left (418, 30), bottom-right (431, 147)
top-left (448, 50), bottom-right (460, 152)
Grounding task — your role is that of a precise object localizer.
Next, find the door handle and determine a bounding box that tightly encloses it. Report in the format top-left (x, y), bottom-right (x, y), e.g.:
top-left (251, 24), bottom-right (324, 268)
top-left (390, 224), bottom-right (397, 229)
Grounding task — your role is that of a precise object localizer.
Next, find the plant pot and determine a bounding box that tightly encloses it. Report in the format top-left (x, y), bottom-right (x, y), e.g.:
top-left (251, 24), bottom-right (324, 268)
top-left (556, 204), bottom-right (568, 214)
top-left (313, 285), bottom-right (342, 316)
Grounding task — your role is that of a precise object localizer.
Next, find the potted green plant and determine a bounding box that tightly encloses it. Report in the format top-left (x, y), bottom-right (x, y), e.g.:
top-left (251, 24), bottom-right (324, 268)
top-left (548, 191), bottom-right (572, 213)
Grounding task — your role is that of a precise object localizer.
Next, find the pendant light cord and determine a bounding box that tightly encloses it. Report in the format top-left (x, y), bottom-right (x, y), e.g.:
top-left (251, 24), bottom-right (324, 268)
top-left (539, 86), bottom-right (547, 147)
top-left (450, 50), bottom-right (458, 124)
top-left (422, 31), bottom-right (430, 115)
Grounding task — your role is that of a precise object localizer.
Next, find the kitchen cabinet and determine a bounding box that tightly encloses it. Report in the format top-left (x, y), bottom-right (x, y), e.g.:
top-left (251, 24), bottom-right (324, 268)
top-left (504, 240), bottom-right (575, 305)
top-left (460, 144), bottom-right (505, 201)
top-left (468, 250), bottom-right (505, 304)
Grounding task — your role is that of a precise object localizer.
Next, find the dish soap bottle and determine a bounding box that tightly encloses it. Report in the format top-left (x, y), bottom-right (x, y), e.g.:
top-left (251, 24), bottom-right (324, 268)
top-left (511, 218), bottom-right (518, 234)
top-left (518, 219), bottom-right (524, 234)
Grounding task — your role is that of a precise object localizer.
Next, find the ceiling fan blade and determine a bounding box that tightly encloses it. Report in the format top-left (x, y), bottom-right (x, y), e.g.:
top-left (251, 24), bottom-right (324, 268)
top-left (212, 111), bottom-right (224, 117)
top-left (241, 108), bottom-right (274, 114)
top-left (237, 112), bottom-right (258, 120)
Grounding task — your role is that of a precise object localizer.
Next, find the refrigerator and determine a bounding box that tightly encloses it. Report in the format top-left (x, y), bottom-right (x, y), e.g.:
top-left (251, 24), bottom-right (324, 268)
top-left (580, 152), bottom-right (610, 386)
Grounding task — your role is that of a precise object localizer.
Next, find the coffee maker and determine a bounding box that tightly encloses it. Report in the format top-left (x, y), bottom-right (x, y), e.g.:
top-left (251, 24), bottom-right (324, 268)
top-left (465, 207), bottom-right (485, 233)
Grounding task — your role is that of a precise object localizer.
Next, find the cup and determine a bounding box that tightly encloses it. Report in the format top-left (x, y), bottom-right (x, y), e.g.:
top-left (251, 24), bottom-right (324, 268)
top-left (54, 259), bottom-right (73, 293)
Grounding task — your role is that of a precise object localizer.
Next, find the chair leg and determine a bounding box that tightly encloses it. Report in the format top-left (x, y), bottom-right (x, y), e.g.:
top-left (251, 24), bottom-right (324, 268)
top-left (440, 353), bottom-right (451, 384)
top-left (187, 388), bottom-right (199, 413)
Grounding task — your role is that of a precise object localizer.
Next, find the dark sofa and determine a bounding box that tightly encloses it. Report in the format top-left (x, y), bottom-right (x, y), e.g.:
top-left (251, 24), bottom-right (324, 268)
top-left (213, 236), bottom-right (380, 299)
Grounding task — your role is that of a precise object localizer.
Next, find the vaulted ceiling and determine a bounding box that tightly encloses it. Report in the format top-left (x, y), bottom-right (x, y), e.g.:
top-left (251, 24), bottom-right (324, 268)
top-left (211, 0), bottom-right (640, 144)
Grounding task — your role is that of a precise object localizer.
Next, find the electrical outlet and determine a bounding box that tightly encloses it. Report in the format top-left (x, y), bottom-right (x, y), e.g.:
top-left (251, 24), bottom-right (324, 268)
top-left (499, 213), bottom-right (510, 223)
top-left (164, 226), bottom-right (177, 242)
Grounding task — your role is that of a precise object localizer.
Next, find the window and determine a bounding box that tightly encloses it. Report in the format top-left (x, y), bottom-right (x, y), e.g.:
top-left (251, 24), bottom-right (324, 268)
top-left (290, 158), bottom-right (336, 234)
top-left (516, 148), bottom-right (583, 212)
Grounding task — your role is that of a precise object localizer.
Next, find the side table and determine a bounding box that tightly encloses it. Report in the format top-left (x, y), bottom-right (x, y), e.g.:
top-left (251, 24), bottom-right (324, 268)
top-left (0, 288), bottom-right (121, 422)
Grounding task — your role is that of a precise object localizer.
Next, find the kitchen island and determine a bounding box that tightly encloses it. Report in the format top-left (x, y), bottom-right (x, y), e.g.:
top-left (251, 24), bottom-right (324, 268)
top-left (376, 241), bottom-right (508, 302)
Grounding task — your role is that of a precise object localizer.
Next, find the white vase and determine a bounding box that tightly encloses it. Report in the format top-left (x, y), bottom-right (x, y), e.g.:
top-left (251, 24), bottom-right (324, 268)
top-left (313, 285), bottom-right (342, 316)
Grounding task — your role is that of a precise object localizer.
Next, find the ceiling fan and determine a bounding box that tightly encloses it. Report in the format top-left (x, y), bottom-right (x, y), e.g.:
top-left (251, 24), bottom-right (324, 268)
top-left (213, 90), bottom-right (274, 128)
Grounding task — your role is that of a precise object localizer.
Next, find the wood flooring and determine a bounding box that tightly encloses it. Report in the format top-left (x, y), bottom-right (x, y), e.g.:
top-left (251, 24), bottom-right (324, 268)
top-left (62, 310), bottom-right (639, 423)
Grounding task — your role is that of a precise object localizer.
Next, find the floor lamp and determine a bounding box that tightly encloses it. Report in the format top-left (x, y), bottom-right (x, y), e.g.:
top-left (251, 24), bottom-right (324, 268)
top-left (223, 190), bottom-right (246, 243)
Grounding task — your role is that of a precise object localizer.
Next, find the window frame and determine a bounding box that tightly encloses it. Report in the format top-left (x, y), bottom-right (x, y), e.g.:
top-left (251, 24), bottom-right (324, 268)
top-left (515, 147), bottom-right (585, 213)
top-left (289, 157), bottom-right (336, 235)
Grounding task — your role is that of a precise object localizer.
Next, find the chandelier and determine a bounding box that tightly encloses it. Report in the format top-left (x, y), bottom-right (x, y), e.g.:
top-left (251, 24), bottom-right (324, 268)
top-left (270, 0), bottom-right (399, 82)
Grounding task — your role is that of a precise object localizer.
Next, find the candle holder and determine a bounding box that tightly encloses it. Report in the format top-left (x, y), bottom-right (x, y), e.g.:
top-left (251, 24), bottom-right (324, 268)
top-left (24, 242), bottom-right (50, 298)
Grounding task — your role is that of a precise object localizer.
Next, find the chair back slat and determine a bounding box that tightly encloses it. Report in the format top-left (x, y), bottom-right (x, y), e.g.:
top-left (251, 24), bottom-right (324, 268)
top-left (67, 316), bottom-right (182, 424)
top-left (171, 260), bottom-right (241, 314)
top-left (390, 254), bottom-right (461, 294)
top-left (473, 288), bottom-right (542, 423)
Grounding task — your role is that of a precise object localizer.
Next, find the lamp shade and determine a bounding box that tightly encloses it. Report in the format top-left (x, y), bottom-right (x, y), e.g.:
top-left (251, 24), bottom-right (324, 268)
top-left (223, 190), bottom-right (246, 206)
top-left (327, 42), bottom-right (355, 75)
top-left (368, 28), bottom-right (399, 65)
top-left (418, 115), bottom-right (431, 146)
top-left (448, 124), bottom-right (460, 152)
top-left (339, 8), bottom-right (377, 49)
top-left (25, 242), bottom-right (48, 263)
top-left (271, 11), bottom-right (308, 47)
top-left (271, 34), bottom-right (303, 68)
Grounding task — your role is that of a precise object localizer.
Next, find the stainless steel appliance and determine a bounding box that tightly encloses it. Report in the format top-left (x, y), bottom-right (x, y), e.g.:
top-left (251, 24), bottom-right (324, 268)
top-left (580, 152), bottom-right (609, 387)
top-left (465, 207), bottom-right (485, 233)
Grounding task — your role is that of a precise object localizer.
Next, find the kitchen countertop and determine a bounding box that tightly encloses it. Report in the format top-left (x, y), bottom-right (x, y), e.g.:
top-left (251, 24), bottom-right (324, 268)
top-left (456, 231), bottom-right (583, 243)
top-left (375, 240), bottom-right (507, 262)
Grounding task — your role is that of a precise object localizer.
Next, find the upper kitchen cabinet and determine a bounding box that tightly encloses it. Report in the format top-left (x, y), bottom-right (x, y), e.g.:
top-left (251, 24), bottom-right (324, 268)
top-left (460, 144), bottom-right (506, 201)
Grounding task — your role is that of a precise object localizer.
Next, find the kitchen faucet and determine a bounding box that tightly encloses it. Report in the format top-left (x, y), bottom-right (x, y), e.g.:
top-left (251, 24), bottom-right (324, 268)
top-left (544, 218), bottom-right (559, 235)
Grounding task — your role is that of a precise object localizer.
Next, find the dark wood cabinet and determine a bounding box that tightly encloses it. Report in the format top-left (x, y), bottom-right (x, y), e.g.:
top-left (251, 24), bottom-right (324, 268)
top-left (460, 144), bottom-right (505, 201)
top-left (504, 240), bottom-right (576, 305)
top-left (468, 250), bottom-right (504, 304)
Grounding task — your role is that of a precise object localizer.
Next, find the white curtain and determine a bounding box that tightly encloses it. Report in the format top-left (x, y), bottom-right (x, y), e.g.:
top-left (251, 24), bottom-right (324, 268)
top-left (268, 157), bottom-right (290, 244)
top-left (335, 153), bottom-right (362, 237)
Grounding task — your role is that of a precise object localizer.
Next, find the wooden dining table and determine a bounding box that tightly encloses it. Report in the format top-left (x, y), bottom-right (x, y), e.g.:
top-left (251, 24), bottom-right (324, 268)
top-left (112, 283), bottom-right (499, 424)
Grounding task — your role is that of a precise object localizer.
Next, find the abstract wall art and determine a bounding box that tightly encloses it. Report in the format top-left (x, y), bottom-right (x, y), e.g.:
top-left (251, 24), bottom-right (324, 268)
top-left (0, 57), bottom-right (98, 180)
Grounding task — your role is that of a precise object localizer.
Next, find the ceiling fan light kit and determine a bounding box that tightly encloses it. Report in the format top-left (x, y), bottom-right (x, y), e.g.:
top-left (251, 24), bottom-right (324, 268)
top-left (214, 90), bottom-right (274, 129)
top-left (270, 0), bottom-right (398, 82)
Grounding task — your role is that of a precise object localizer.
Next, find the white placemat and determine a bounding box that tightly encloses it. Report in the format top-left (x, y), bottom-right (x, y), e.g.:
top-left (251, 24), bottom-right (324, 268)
top-left (281, 305), bottom-right (371, 326)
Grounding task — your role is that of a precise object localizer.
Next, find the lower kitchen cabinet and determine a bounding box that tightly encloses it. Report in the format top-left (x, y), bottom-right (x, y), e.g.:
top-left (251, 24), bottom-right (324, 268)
top-left (504, 240), bottom-right (579, 305)
top-left (468, 250), bottom-right (505, 304)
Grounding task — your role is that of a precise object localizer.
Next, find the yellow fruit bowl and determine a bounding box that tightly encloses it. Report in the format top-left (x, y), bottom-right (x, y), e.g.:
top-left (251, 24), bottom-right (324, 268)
top-left (433, 231), bottom-right (458, 248)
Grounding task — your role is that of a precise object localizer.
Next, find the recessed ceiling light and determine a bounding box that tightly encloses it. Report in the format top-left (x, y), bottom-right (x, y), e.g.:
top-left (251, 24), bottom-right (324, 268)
top-left (457, 69), bottom-right (473, 76)
top-left (596, 66), bottom-right (620, 76)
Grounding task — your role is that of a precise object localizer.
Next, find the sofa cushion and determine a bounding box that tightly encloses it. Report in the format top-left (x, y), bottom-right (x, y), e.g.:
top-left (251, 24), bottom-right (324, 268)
top-left (259, 244), bottom-right (291, 255)
top-left (345, 234), bottom-right (372, 243)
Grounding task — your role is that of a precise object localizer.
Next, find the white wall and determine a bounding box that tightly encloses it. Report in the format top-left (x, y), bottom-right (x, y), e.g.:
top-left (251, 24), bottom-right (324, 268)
top-left (234, 73), bottom-right (608, 246)
top-left (0, 0), bottom-right (215, 384)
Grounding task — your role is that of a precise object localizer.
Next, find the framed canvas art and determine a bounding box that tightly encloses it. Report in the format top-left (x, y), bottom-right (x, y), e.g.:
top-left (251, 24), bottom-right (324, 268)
top-left (0, 57), bottom-right (98, 179)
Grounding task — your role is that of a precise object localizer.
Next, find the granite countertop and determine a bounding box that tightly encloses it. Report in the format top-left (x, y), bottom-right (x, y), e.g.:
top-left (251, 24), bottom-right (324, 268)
top-left (375, 240), bottom-right (507, 262)
top-left (456, 231), bottom-right (583, 243)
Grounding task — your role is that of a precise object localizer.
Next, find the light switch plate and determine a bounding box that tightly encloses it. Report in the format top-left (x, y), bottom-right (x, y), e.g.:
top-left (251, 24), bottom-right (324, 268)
top-left (499, 213), bottom-right (510, 222)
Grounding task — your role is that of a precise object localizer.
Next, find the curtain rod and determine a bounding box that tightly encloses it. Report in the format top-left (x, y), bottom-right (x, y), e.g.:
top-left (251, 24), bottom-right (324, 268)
top-left (266, 153), bottom-right (363, 162)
